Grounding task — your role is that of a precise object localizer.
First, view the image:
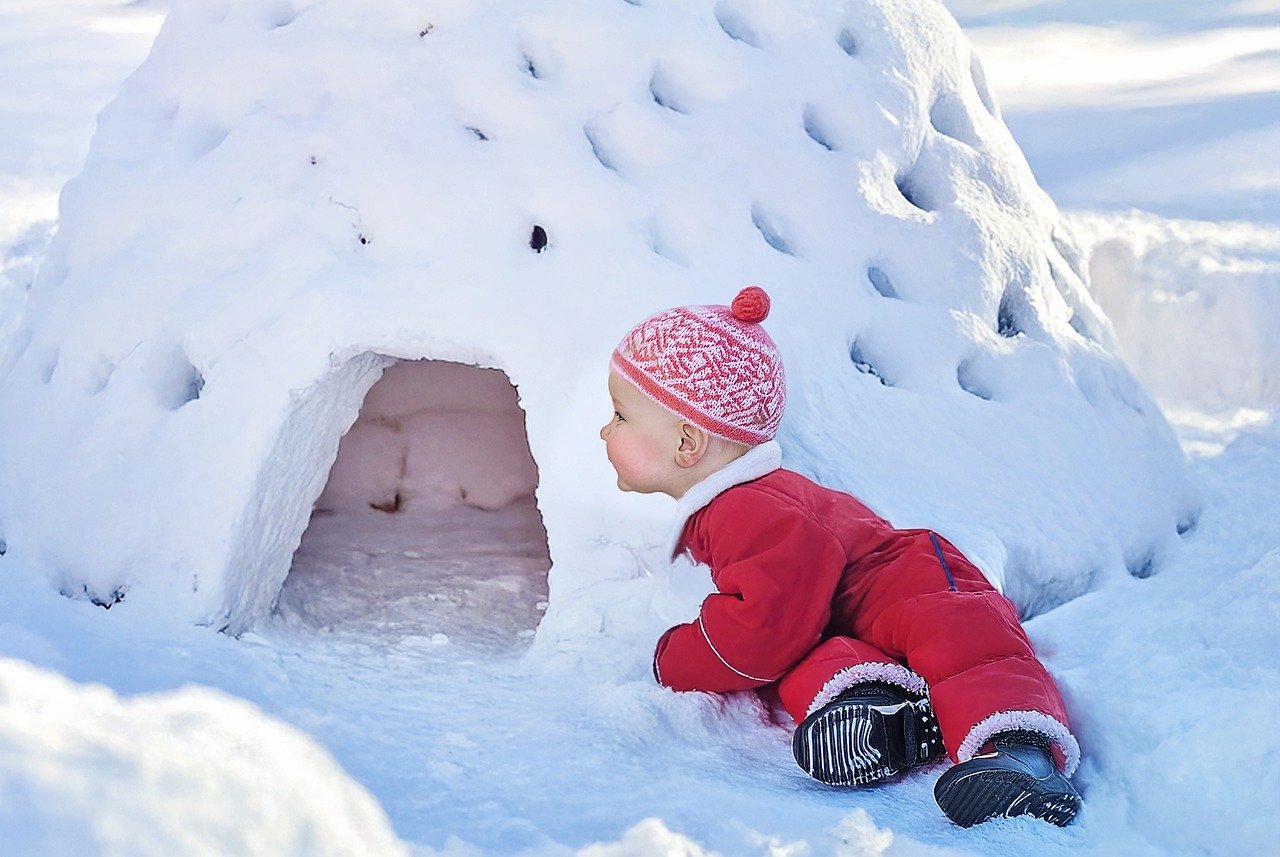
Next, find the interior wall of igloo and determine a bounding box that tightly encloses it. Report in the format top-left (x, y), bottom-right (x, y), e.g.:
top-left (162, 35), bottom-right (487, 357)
top-left (274, 359), bottom-right (551, 648)
top-left (0, 0), bottom-right (1199, 639)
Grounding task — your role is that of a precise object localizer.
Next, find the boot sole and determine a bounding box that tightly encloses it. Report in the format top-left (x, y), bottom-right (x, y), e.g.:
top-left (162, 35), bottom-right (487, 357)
top-left (934, 766), bottom-right (1081, 828)
top-left (793, 698), bottom-right (942, 786)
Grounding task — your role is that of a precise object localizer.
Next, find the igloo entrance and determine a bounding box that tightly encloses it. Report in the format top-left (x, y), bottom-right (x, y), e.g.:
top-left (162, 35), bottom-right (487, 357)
top-left (275, 359), bottom-right (551, 649)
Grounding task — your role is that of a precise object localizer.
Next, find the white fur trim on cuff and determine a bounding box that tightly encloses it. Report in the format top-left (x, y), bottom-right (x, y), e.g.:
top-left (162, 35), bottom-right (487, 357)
top-left (805, 662), bottom-right (930, 717)
top-left (957, 709), bottom-right (1081, 777)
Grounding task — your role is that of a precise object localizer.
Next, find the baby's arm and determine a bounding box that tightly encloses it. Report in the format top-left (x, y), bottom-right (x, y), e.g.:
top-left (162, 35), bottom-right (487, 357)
top-left (653, 489), bottom-right (846, 693)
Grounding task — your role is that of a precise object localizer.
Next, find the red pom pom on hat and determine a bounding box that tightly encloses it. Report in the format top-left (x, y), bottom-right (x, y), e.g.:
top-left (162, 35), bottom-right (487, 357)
top-left (610, 284), bottom-right (785, 444)
top-left (731, 285), bottom-right (770, 323)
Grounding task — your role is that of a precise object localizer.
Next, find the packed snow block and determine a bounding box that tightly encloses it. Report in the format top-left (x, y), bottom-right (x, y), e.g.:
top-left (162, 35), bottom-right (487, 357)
top-left (0, 0), bottom-right (1197, 633)
top-left (315, 360), bottom-right (539, 514)
top-left (315, 420), bottom-right (404, 513)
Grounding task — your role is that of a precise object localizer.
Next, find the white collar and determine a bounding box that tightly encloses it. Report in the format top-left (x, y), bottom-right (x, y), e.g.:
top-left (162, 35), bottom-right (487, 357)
top-left (667, 440), bottom-right (783, 559)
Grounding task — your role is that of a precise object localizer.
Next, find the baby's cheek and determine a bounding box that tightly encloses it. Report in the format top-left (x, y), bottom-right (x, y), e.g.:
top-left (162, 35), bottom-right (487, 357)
top-left (607, 438), bottom-right (651, 478)
top-left (606, 440), bottom-right (636, 470)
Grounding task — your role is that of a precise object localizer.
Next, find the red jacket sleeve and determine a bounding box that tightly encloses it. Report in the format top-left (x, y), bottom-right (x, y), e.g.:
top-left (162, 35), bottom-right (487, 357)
top-left (654, 487), bottom-right (848, 692)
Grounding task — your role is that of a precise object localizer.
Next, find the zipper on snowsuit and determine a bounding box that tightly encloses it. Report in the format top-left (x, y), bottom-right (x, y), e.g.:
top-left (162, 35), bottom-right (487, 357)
top-left (928, 531), bottom-right (957, 591)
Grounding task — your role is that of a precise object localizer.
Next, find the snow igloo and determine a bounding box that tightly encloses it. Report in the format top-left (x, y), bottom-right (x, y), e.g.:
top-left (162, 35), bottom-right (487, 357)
top-left (0, 0), bottom-right (1198, 643)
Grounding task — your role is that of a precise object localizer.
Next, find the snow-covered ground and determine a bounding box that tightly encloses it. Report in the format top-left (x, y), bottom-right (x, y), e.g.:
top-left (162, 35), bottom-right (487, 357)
top-left (1, 1), bottom-right (1277, 855)
top-left (945, 0), bottom-right (1280, 223)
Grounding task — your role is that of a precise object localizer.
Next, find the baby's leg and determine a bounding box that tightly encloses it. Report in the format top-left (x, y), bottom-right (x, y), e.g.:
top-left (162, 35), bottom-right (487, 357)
top-left (779, 636), bottom-right (942, 785)
top-left (776, 635), bottom-right (926, 722)
top-left (850, 530), bottom-right (1080, 777)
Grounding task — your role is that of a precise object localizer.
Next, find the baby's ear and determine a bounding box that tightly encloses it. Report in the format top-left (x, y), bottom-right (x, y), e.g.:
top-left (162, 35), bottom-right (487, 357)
top-left (675, 422), bottom-right (708, 469)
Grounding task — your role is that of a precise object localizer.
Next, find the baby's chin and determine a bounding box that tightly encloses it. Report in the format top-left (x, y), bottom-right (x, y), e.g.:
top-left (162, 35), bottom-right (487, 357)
top-left (617, 477), bottom-right (653, 494)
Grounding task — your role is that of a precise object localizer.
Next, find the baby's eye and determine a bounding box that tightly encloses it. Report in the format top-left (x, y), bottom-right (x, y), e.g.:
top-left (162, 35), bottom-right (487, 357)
top-left (613, 411), bottom-right (624, 422)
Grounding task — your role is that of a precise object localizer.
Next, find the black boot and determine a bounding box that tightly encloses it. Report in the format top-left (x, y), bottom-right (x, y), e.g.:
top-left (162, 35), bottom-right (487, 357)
top-left (792, 681), bottom-right (944, 786)
top-left (934, 730), bottom-right (1081, 827)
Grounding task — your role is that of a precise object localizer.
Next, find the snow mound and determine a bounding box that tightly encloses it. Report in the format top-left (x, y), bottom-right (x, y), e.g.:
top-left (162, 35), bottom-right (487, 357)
top-left (0, 0), bottom-right (1194, 634)
top-left (0, 656), bottom-right (409, 856)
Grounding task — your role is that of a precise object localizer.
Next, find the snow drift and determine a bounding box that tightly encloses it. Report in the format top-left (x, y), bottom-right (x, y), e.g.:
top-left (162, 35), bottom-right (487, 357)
top-left (0, 0), bottom-right (1196, 635)
top-left (0, 656), bottom-right (409, 856)
top-left (1063, 211), bottom-right (1280, 413)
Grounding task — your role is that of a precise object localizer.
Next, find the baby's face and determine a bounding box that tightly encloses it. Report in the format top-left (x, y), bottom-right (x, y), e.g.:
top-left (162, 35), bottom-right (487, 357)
top-left (600, 371), bottom-right (683, 496)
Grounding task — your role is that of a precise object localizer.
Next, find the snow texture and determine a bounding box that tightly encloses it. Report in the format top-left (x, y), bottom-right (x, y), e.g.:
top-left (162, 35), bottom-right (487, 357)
top-left (1062, 211), bottom-right (1280, 413)
top-left (944, 0), bottom-right (1280, 224)
top-left (277, 501), bottom-right (550, 649)
top-left (0, 0), bottom-right (1195, 637)
top-left (0, 0), bottom-right (164, 348)
top-left (0, 656), bottom-right (408, 857)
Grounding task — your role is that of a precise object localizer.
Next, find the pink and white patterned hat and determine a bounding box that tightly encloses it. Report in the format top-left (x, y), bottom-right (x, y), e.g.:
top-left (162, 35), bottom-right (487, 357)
top-left (610, 286), bottom-right (786, 445)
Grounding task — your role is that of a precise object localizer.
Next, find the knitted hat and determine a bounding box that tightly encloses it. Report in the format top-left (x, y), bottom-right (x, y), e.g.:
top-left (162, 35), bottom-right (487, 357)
top-left (610, 286), bottom-right (786, 445)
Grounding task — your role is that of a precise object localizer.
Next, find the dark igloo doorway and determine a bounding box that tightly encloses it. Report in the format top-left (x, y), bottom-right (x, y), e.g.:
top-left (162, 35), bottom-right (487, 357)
top-left (275, 359), bottom-right (551, 649)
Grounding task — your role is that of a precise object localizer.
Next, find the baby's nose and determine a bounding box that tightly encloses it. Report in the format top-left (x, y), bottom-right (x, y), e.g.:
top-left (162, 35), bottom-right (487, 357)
top-left (599, 422), bottom-right (609, 440)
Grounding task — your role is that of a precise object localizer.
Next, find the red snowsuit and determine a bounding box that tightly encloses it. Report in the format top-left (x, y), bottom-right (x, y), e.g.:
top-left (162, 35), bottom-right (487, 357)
top-left (653, 442), bottom-right (1080, 775)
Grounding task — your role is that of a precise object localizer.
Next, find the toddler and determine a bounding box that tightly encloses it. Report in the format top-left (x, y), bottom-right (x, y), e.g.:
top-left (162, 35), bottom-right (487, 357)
top-left (600, 286), bottom-right (1081, 827)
